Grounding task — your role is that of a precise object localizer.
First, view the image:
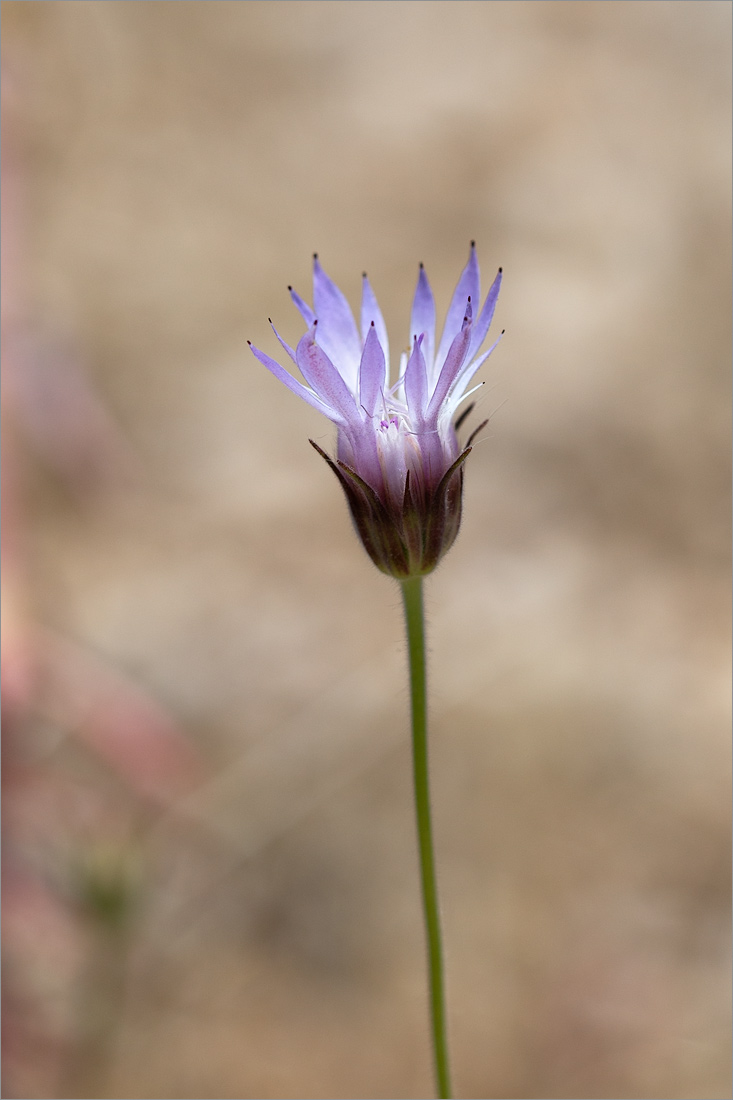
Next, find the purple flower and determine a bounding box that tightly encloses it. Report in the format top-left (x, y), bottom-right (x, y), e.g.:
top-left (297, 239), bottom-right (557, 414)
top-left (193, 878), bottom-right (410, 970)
top-left (249, 243), bottom-right (502, 577)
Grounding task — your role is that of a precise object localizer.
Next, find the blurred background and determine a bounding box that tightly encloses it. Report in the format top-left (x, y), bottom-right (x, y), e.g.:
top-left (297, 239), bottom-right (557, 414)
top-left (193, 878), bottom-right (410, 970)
top-left (1, 2), bottom-right (730, 1098)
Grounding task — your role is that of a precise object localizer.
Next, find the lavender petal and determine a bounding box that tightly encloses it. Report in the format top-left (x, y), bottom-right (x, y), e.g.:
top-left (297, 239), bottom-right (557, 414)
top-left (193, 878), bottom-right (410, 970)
top-left (435, 242), bottom-right (480, 371)
top-left (358, 323), bottom-right (387, 417)
top-left (248, 342), bottom-right (336, 421)
top-left (313, 256), bottom-right (361, 386)
top-left (426, 313), bottom-right (472, 421)
top-left (467, 268), bottom-right (502, 363)
top-left (361, 274), bottom-right (390, 369)
top-left (295, 325), bottom-right (361, 427)
top-left (404, 334), bottom-right (429, 424)
top-left (289, 286), bottom-right (316, 326)
top-left (410, 264), bottom-right (436, 381)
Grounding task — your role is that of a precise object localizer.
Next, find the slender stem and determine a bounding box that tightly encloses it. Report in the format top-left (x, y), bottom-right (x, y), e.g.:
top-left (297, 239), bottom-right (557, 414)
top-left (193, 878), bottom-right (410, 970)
top-left (400, 575), bottom-right (452, 1100)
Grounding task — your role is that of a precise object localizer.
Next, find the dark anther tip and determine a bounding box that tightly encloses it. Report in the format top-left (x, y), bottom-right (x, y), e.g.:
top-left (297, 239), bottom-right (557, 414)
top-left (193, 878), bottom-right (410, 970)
top-left (313, 252), bottom-right (318, 260)
top-left (419, 261), bottom-right (424, 269)
top-left (470, 239), bottom-right (476, 247)
top-left (501, 329), bottom-right (505, 335)
top-left (287, 285), bottom-right (293, 291)
top-left (370, 320), bottom-right (375, 326)
top-left (468, 295), bottom-right (472, 302)
top-left (498, 266), bottom-right (503, 274)
top-left (268, 317), bottom-right (272, 323)
top-left (247, 340), bottom-right (252, 345)
top-left (362, 271), bottom-right (367, 278)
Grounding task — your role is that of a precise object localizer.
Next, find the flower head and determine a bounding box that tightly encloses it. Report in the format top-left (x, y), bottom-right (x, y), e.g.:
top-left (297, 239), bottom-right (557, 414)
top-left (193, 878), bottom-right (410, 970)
top-left (249, 243), bottom-right (502, 577)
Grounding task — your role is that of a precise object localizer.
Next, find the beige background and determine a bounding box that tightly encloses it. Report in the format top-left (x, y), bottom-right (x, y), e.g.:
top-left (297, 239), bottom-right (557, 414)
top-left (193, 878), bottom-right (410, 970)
top-left (2, 2), bottom-right (730, 1098)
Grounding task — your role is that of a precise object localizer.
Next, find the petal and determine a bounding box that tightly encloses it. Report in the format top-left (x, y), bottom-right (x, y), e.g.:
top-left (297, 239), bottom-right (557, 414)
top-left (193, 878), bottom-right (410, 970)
top-left (426, 312), bottom-right (472, 421)
top-left (404, 333), bottom-right (428, 424)
top-left (415, 424), bottom-right (448, 490)
top-left (435, 242), bottom-right (480, 372)
top-left (442, 333), bottom-right (504, 421)
top-left (358, 323), bottom-right (387, 417)
top-left (248, 341), bottom-right (336, 421)
top-left (410, 263), bottom-right (436, 380)
top-left (289, 286), bottom-right (315, 326)
top-left (295, 324), bottom-right (360, 426)
top-left (269, 319), bottom-right (297, 363)
top-left (349, 425), bottom-right (384, 497)
top-left (312, 255), bottom-right (361, 387)
top-left (467, 267), bottom-right (502, 362)
top-left (361, 274), bottom-right (390, 369)
top-left (338, 419), bottom-right (383, 500)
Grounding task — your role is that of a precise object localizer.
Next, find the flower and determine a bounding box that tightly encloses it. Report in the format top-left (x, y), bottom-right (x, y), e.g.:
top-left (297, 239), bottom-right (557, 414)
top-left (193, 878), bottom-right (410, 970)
top-left (248, 243), bottom-right (502, 577)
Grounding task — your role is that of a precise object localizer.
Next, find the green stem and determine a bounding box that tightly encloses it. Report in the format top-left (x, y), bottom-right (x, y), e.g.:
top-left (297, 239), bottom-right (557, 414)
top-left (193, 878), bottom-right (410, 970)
top-left (400, 575), bottom-right (452, 1100)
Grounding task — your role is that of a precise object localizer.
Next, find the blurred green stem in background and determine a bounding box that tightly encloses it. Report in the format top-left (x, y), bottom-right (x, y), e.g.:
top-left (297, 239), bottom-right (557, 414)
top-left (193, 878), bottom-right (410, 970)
top-left (400, 575), bottom-right (452, 1100)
